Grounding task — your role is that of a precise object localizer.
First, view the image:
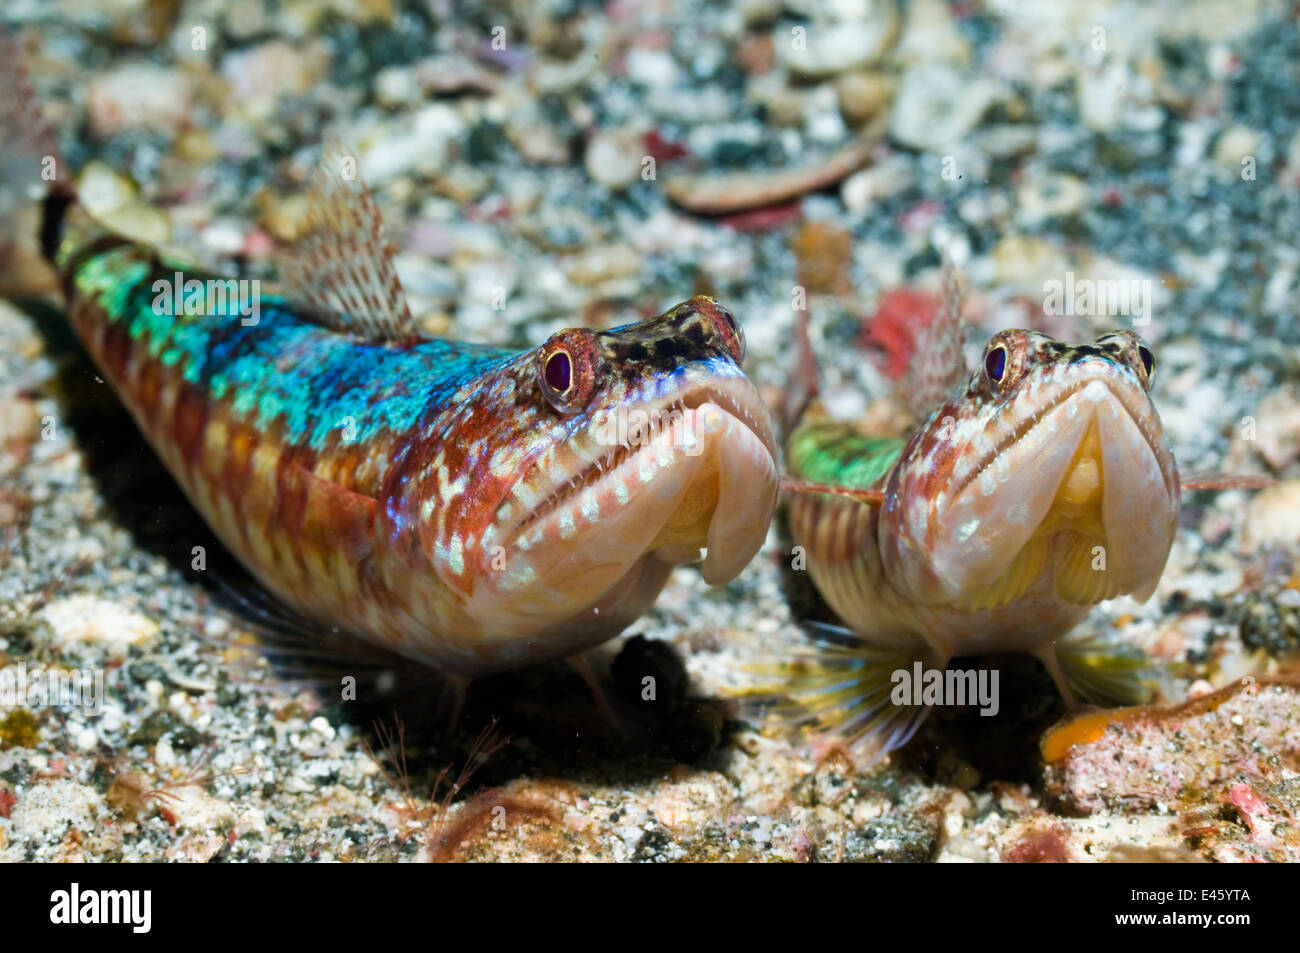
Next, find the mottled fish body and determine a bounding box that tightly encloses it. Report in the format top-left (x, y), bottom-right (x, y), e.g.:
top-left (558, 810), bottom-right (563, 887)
top-left (64, 238), bottom-right (778, 676)
top-left (788, 330), bottom-right (1178, 660)
top-left (0, 35), bottom-right (779, 690)
top-left (765, 276), bottom-right (1204, 762)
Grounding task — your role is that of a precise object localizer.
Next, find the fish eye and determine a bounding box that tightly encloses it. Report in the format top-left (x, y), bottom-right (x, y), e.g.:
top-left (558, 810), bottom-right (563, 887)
top-left (714, 303), bottom-right (746, 364)
top-left (537, 329), bottom-right (601, 414)
top-left (984, 344), bottom-right (1008, 385)
top-left (1137, 344), bottom-right (1155, 382)
top-left (687, 296), bottom-right (746, 365)
top-left (544, 349), bottom-right (572, 395)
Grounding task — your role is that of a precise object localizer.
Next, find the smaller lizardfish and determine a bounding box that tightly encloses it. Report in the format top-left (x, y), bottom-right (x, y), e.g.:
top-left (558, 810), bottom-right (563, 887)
top-left (757, 269), bottom-right (1269, 764)
top-left (0, 29), bottom-right (779, 713)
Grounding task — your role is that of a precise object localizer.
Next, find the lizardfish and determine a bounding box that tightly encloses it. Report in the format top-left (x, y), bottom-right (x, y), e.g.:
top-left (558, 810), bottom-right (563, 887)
top-left (0, 36), bottom-right (779, 707)
top-left (763, 275), bottom-right (1266, 763)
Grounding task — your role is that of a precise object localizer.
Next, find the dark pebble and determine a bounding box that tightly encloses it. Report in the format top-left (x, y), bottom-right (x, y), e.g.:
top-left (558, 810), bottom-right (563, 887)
top-left (611, 634), bottom-right (687, 709)
top-left (129, 710), bottom-right (205, 750)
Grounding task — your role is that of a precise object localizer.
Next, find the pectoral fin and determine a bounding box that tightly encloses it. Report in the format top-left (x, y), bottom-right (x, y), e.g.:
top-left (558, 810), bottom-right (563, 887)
top-left (1180, 472), bottom-right (1275, 491)
top-left (1042, 632), bottom-right (1162, 709)
top-left (293, 463), bottom-right (378, 565)
top-left (779, 476), bottom-right (886, 505)
top-left (733, 621), bottom-right (936, 767)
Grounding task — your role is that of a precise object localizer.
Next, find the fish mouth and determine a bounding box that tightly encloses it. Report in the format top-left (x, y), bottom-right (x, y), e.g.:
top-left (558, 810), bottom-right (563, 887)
top-left (900, 369), bottom-right (1179, 610)
top-left (499, 376), bottom-right (779, 590)
top-left (951, 374), bottom-right (1174, 505)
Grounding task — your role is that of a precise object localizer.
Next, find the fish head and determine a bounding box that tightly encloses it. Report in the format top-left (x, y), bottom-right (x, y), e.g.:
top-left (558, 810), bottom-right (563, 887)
top-left (414, 296), bottom-right (779, 662)
top-left (879, 328), bottom-right (1179, 612)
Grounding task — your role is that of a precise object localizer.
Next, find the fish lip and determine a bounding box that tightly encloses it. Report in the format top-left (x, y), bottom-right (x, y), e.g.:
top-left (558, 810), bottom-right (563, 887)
top-left (499, 374), bottom-right (778, 548)
top-left (948, 365), bottom-right (1172, 505)
top-left (935, 374), bottom-right (1173, 603)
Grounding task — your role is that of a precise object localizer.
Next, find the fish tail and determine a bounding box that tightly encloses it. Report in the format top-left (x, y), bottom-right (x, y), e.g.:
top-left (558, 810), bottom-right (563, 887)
top-left (0, 24), bottom-right (79, 298)
top-left (733, 621), bottom-right (936, 766)
top-left (1048, 631), bottom-right (1163, 707)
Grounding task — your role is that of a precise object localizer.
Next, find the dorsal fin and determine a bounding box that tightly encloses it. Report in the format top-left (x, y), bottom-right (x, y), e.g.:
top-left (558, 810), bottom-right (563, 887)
top-left (901, 250), bottom-right (966, 419)
top-left (780, 303), bottom-right (821, 437)
top-left (276, 135), bottom-right (416, 343)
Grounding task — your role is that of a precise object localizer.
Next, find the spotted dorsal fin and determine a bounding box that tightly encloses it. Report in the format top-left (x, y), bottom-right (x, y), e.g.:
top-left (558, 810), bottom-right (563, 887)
top-left (902, 252), bottom-right (966, 419)
top-left (276, 135), bottom-right (416, 343)
top-left (780, 304), bottom-right (821, 437)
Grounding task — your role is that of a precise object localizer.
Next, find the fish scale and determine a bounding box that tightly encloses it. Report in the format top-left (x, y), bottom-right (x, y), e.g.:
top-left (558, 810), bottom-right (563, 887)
top-left (756, 300), bottom-right (1204, 764)
top-left (774, 291), bottom-right (1269, 770)
top-left (47, 221), bottom-right (779, 675)
top-left (61, 239), bottom-right (503, 663)
top-left (0, 36), bottom-right (780, 690)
